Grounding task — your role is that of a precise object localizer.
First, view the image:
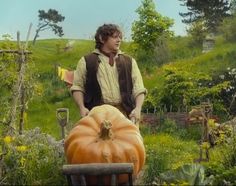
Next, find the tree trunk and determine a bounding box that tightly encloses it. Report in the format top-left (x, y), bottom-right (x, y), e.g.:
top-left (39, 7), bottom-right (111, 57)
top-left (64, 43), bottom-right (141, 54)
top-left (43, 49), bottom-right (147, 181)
top-left (32, 29), bottom-right (39, 45)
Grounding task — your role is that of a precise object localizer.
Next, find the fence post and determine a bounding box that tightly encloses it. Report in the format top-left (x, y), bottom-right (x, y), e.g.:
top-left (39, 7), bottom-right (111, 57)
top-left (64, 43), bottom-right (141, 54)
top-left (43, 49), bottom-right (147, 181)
top-left (154, 107), bottom-right (156, 114)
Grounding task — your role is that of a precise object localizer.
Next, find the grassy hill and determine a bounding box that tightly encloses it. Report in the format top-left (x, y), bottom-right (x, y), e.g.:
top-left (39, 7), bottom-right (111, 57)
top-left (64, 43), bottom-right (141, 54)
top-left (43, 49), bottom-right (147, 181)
top-left (11, 38), bottom-right (236, 139)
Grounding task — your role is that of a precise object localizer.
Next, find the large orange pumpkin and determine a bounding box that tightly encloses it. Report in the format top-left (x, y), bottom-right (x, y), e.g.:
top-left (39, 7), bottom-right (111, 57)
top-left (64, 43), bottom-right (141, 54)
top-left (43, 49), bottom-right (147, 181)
top-left (64, 104), bottom-right (146, 185)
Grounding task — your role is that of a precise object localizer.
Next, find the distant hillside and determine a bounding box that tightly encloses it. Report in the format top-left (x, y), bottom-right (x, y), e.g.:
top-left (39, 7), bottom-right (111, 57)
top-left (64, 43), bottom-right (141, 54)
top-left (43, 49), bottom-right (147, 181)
top-left (143, 39), bottom-right (236, 90)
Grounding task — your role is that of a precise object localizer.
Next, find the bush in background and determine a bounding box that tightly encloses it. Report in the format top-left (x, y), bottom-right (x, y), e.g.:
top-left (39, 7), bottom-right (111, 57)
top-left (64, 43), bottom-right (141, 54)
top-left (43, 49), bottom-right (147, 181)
top-left (1, 128), bottom-right (66, 185)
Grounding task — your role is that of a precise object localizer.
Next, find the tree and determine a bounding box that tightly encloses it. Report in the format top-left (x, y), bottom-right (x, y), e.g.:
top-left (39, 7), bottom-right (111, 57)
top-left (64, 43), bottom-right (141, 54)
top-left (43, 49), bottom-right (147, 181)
top-left (218, 13), bottom-right (236, 42)
top-left (187, 19), bottom-right (207, 46)
top-left (131, 0), bottom-right (174, 51)
top-left (179, 0), bottom-right (231, 33)
top-left (230, 0), bottom-right (236, 14)
top-left (33, 9), bottom-right (65, 45)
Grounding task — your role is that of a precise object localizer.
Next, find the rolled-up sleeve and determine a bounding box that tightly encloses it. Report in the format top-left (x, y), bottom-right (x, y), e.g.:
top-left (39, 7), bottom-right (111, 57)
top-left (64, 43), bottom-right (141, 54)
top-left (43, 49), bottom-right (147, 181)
top-left (131, 58), bottom-right (147, 98)
top-left (70, 57), bottom-right (87, 94)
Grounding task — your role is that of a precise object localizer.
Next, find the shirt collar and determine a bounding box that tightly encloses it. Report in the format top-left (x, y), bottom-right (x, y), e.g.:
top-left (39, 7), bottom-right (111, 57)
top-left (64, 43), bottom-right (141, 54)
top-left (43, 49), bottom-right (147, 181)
top-left (93, 49), bottom-right (124, 57)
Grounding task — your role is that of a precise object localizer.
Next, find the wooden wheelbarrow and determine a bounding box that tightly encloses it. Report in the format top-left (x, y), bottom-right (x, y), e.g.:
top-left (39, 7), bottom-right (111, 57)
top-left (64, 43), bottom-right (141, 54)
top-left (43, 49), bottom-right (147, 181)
top-left (62, 163), bottom-right (134, 186)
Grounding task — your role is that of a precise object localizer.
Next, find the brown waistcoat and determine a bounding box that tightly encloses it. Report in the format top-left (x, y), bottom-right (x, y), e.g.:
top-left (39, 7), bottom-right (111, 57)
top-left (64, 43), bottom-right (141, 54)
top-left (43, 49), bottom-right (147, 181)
top-left (84, 53), bottom-right (135, 115)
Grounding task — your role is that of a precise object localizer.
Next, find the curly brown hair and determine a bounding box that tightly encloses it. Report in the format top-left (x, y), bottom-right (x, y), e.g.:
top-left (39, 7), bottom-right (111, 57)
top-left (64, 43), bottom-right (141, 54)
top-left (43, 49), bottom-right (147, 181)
top-left (95, 24), bottom-right (122, 49)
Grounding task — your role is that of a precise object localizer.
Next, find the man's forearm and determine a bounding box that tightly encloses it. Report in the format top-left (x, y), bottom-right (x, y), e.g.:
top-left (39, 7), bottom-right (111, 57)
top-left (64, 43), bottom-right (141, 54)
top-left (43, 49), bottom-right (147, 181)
top-left (129, 93), bottom-right (145, 122)
top-left (72, 91), bottom-right (85, 110)
top-left (135, 93), bottom-right (145, 110)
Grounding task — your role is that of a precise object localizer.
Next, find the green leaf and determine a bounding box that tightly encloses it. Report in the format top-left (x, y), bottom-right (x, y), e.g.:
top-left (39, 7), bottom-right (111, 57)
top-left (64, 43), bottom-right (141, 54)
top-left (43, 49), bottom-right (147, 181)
top-left (160, 164), bottom-right (206, 185)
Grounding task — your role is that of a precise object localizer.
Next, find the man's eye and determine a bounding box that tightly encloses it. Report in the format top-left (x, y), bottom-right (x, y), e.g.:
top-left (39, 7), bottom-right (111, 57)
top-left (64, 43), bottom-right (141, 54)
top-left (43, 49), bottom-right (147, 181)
top-left (113, 35), bottom-right (122, 39)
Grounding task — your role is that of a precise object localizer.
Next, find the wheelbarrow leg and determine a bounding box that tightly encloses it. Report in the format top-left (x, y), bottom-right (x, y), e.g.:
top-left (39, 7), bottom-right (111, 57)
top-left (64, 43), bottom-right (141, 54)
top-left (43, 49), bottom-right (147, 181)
top-left (66, 175), bottom-right (73, 186)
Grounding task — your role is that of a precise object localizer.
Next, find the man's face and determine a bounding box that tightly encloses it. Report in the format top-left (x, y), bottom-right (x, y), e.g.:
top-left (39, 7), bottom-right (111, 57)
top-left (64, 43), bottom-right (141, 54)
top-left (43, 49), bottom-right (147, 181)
top-left (103, 32), bottom-right (122, 52)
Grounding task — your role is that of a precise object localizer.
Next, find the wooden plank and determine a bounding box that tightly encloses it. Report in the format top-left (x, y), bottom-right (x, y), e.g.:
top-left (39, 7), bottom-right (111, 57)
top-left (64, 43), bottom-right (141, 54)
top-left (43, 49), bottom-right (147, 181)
top-left (97, 175), bottom-right (104, 186)
top-left (111, 174), bottom-right (116, 186)
top-left (62, 163), bottom-right (133, 176)
top-left (128, 173), bottom-right (133, 186)
top-left (79, 175), bottom-right (86, 186)
top-left (66, 175), bottom-right (73, 186)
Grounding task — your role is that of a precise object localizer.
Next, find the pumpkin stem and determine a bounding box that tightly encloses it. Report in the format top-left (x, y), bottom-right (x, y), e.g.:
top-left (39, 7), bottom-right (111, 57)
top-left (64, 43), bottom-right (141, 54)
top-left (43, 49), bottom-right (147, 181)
top-left (100, 120), bottom-right (112, 140)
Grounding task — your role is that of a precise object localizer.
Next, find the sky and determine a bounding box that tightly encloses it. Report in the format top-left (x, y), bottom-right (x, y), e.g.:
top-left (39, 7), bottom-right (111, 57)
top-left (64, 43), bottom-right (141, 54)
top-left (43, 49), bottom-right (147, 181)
top-left (0, 0), bottom-right (188, 41)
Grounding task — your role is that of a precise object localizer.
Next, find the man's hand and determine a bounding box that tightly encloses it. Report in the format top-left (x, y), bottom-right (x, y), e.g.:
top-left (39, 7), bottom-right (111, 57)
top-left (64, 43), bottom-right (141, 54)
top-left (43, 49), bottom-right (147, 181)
top-left (79, 106), bottom-right (89, 117)
top-left (129, 107), bottom-right (141, 124)
top-left (129, 93), bottom-right (145, 124)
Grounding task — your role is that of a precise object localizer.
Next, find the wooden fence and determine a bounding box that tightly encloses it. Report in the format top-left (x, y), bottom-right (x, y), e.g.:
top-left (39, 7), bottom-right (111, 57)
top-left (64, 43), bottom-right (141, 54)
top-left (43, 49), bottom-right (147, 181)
top-left (141, 102), bottom-right (215, 127)
top-left (141, 112), bottom-right (189, 127)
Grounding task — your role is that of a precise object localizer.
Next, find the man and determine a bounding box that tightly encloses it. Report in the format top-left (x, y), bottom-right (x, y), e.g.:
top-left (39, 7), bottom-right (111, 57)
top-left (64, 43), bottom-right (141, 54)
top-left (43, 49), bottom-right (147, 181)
top-left (70, 24), bottom-right (146, 124)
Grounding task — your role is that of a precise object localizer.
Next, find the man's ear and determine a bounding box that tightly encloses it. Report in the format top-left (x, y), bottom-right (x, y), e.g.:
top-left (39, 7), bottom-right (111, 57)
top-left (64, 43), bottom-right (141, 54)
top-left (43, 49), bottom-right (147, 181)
top-left (99, 35), bottom-right (104, 44)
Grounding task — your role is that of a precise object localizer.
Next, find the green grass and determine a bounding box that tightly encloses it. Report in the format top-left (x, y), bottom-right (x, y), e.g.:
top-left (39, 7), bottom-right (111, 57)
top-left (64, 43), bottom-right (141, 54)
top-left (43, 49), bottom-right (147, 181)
top-left (142, 129), bottom-right (200, 184)
top-left (27, 96), bottom-right (79, 139)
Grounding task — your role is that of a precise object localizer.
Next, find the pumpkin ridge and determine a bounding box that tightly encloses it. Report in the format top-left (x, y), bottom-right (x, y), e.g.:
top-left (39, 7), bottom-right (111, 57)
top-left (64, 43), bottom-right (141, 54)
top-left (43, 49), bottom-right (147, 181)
top-left (115, 134), bottom-right (146, 164)
top-left (67, 139), bottom-right (92, 163)
top-left (114, 139), bottom-right (141, 174)
top-left (114, 136), bottom-right (145, 172)
top-left (78, 116), bottom-right (100, 132)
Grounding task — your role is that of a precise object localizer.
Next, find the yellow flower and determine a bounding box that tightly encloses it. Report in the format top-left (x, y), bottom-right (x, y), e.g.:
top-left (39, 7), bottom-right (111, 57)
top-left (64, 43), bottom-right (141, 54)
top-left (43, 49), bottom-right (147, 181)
top-left (3, 136), bottom-right (13, 144)
top-left (57, 66), bottom-right (62, 77)
top-left (179, 181), bottom-right (190, 186)
top-left (201, 142), bottom-right (210, 149)
top-left (20, 157), bottom-right (26, 166)
top-left (208, 119), bottom-right (216, 128)
top-left (60, 68), bottom-right (67, 80)
top-left (16, 145), bottom-right (27, 152)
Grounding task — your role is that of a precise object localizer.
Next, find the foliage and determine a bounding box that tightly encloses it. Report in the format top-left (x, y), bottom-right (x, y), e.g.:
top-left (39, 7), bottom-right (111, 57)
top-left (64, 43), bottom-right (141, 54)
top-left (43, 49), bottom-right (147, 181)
top-left (0, 35), bottom-right (38, 135)
top-left (1, 127), bottom-right (66, 185)
top-left (141, 119), bottom-right (235, 185)
top-left (230, 0), bottom-right (236, 14)
top-left (146, 64), bottom-right (230, 113)
top-left (33, 9), bottom-right (65, 45)
top-left (218, 13), bottom-right (236, 43)
top-left (208, 119), bottom-right (234, 147)
top-left (0, 35), bottom-right (17, 129)
top-left (204, 136), bottom-right (236, 185)
top-left (160, 164), bottom-right (214, 185)
top-left (187, 19), bottom-right (208, 46)
top-left (153, 33), bottom-right (171, 66)
top-left (213, 67), bottom-right (236, 115)
top-left (144, 147), bottom-right (169, 185)
top-left (143, 132), bottom-right (199, 185)
top-left (179, 0), bottom-right (231, 33)
top-left (131, 0), bottom-right (174, 55)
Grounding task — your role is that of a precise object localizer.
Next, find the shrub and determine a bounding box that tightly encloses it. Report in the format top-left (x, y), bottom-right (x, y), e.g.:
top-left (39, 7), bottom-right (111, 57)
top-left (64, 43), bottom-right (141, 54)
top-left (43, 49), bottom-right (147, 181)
top-left (1, 128), bottom-right (66, 185)
top-left (204, 136), bottom-right (236, 185)
top-left (218, 14), bottom-right (236, 42)
top-left (143, 134), bottom-right (199, 185)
